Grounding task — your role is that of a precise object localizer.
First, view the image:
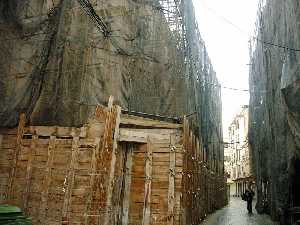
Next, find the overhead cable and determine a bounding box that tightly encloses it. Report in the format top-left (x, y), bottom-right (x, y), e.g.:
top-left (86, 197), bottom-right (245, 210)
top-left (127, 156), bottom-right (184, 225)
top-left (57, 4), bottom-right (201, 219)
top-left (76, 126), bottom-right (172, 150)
top-left (198, 0), bottom-right (300, 52)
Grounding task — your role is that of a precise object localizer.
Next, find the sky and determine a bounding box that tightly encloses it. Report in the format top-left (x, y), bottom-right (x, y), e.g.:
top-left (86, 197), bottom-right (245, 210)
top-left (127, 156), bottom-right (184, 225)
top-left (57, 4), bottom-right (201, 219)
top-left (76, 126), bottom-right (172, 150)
top-left (192, 0), bottom-right (259, 138)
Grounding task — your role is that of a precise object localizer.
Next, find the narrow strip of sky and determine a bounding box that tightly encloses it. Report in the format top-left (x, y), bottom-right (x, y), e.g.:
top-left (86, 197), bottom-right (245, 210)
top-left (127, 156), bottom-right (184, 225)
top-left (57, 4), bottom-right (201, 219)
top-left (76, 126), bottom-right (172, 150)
top-left (193, 0), bottom-right (259, 136)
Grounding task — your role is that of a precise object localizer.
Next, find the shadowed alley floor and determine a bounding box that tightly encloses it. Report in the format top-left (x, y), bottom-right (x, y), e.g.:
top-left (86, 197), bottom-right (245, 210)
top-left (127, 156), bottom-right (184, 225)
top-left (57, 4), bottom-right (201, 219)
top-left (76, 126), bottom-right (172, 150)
top-left (201, 197), bottom-right (276, 225)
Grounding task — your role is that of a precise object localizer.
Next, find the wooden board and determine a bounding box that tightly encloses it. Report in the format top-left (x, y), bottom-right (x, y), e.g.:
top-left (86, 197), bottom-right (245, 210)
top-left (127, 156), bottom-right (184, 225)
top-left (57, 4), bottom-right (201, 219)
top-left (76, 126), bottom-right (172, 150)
top-left (0, 109), bottom-right (226, 225)
top-left (120, 114), bottom-right (182, 129)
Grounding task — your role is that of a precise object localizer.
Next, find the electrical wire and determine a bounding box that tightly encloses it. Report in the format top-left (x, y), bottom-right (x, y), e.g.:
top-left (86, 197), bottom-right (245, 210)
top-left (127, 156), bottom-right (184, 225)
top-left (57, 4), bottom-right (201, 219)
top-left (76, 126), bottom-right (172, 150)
top-left (199, 81), bottom-right (249, 92)
top-left (198, 0), bottom-right (300, 52)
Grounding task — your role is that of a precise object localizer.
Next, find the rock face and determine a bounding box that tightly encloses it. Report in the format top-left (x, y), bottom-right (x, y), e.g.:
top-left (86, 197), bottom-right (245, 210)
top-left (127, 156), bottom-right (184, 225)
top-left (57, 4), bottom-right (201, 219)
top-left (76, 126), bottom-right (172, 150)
top-left (249, 0), bottom-right (300, 223)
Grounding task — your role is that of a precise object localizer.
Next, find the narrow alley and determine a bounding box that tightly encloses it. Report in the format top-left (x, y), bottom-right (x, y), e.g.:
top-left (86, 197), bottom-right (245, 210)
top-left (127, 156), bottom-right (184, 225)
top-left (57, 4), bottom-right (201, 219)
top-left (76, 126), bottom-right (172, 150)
top-left (201, 198), bottom-right (276, 225)
top-left (0, 0), bottom-right (299, 225)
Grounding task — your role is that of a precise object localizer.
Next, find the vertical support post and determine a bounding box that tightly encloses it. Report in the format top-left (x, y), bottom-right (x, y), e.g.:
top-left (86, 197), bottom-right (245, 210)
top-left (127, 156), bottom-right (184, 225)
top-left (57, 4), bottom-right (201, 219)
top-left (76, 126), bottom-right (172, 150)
top-left (181, 116), bottom-right (188, 225)
top-left (84, 137), bottom-right (100, 225)
top-left (0, 134), bottom-right (2, 151)
top-left (39, 135), bottom-right (56, 222)
top-left (107, 96), bottom-right (114, 109)
top-left (103, 105), bottom-right (121, 225)
top-left (121, 144), bottom-right (134, 225)
top-left (62, 135), bottom-right (79, 224)
top-left (23, 134), bottom-right (37, 213)
top-left (7, 113), bottom-right (25, 201)
top-left (196, 139), bottom-right (200, 160)
top-left (168, 134), bottom-right (176, 225)
top-left (189, 130), bottom-right (193, 217)
top-left (142, 136), bottom-right (152, 225)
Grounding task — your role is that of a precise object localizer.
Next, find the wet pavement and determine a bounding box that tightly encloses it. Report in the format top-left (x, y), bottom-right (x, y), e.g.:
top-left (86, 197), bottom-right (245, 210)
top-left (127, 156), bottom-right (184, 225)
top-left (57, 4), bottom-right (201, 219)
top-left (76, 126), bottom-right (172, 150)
top-left (201, 197), bottom-right (277, 225)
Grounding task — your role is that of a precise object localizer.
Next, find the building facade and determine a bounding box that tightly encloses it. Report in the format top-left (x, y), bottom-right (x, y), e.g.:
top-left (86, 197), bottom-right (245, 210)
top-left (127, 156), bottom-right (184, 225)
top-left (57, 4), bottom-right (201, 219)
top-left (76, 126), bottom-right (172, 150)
top-left (227, 105), bottom-right (254, 197)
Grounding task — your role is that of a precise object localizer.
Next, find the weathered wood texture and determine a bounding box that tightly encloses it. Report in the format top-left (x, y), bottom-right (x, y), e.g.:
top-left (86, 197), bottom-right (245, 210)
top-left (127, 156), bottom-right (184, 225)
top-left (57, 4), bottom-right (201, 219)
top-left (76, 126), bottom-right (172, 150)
top-left (181, 117), bottom-right (227, 225)
top-left (0, 108), bottom-right (226, 225)
top-left (0, 105), bottom-right (122, 225)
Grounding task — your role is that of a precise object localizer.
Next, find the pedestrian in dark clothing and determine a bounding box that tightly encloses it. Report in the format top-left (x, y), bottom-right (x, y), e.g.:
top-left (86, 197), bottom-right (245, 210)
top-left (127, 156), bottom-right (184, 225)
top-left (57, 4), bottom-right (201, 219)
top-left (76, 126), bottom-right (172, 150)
top-left (243, 185), bottom-right (255, 213)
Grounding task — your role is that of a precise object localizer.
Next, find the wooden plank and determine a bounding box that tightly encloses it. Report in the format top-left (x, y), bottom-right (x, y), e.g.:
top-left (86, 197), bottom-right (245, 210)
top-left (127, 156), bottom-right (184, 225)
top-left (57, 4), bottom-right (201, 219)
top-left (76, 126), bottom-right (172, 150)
top-left (0, 128), bottom-right (17, 135)
top-left (121, 145), bottom-right (134, 225)
top-left (119, 128), bottom-right (172, 143)
top-left (84, 137), bottom-right (100, 225)
top-left (142, 137), bottom-right (152, 225)
top-left (103, 105), bottom-right (121, 225)
top-left (120, 115), bottom-right (182, 129)
top-left (24, 126), bottom-right (87, 138)
top-left (62, 136), bottom-right (79, 224)
top-left (181, 116), bottom-right (188, 225)
top-left (0, 134), bottom-right (2, 150)
top-left (39, 135), bottom-right (56, 221)
top-left (107, 96), bottom-right (114, 109)
top-left (23, 135), bottom-right (37, 213)
top-left (7, 114), bottom-right (25, 201)
top-left (168, 135), bottom-right (176, 225)
top-left (119, 128), bottom-right (147, 143)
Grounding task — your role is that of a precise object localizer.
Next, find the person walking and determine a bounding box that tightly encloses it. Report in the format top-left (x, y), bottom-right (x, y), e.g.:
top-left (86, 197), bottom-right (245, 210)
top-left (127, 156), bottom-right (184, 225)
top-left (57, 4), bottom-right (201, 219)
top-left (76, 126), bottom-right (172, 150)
top-left (243, 184), bottom-right (255, 213)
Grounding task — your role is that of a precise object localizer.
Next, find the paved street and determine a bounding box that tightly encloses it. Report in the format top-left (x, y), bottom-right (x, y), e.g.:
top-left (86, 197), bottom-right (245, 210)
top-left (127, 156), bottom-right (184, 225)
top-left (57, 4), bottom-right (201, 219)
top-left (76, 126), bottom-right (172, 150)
top-left (201, 197), bottom-right (277, 225)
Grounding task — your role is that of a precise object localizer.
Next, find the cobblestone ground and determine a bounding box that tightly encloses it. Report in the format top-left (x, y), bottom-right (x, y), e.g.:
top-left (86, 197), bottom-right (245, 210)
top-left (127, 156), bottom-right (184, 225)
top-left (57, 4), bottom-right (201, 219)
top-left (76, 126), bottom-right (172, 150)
top-left (201, 197), bottom-right (277, 225)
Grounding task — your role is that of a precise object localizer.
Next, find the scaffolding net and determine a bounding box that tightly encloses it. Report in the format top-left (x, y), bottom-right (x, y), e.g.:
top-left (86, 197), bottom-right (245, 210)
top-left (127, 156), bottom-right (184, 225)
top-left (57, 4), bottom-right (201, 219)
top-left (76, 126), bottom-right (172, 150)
top-left (0, 0), bottom-right (223, 161)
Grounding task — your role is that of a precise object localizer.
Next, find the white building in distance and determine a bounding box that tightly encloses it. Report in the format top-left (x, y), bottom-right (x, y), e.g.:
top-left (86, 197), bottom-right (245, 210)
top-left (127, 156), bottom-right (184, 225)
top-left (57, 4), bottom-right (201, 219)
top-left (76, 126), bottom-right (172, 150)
top-left (226, 105), bottom-right (254, 196)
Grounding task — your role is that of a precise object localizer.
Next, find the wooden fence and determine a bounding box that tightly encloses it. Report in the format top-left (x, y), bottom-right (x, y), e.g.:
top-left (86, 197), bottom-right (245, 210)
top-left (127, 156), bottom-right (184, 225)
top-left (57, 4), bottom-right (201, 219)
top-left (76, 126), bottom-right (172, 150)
top-left (0, 103), bottom-right (227, 225)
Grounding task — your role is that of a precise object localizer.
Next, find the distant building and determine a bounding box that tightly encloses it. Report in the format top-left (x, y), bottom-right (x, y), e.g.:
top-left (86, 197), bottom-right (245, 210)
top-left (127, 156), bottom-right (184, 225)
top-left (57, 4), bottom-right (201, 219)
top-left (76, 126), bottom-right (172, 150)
top-left (226, 105), bottom-right (254, 197)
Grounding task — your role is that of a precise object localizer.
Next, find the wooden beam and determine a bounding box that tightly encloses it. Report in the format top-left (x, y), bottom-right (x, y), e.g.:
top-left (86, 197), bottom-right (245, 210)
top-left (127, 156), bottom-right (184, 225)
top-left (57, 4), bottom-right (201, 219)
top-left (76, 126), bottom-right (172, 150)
top-left (39, 135), bottom-right (56, 222)
top-left (120, 114), bottom-right (182, 129)
top-left (23, 135), bottom-right (37, 213)
top-left (121, 144), bottom-right (134, 225)
top-left (62, 136), bottom-right (79, 224)
top-left (0, 128), bottom-right (17, 135)
top-left (107, 96), bottom-right (114, 109)
top-left (84, 137), bottom-right (100, 225)
top-left (103, 105), bottom-right (121, 225)
top-left (168, 134), bottom-right (176, 225)
top-left (7, 113), bottom-right (25, 201)
top-left (0, 134), bottom-right (2, 152)
top-left (196, 139), bottom-right (200, 160)
top-left (24, 126), bottom-right (87, 138)
top-left (119, 128), bottom-right (173, 143)
top-left (181, 116), bottom-right (188, 225)
top-left (142, 137), bottom-right (152, 225)
top-left (119, 128), bottom-right (147, 143)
